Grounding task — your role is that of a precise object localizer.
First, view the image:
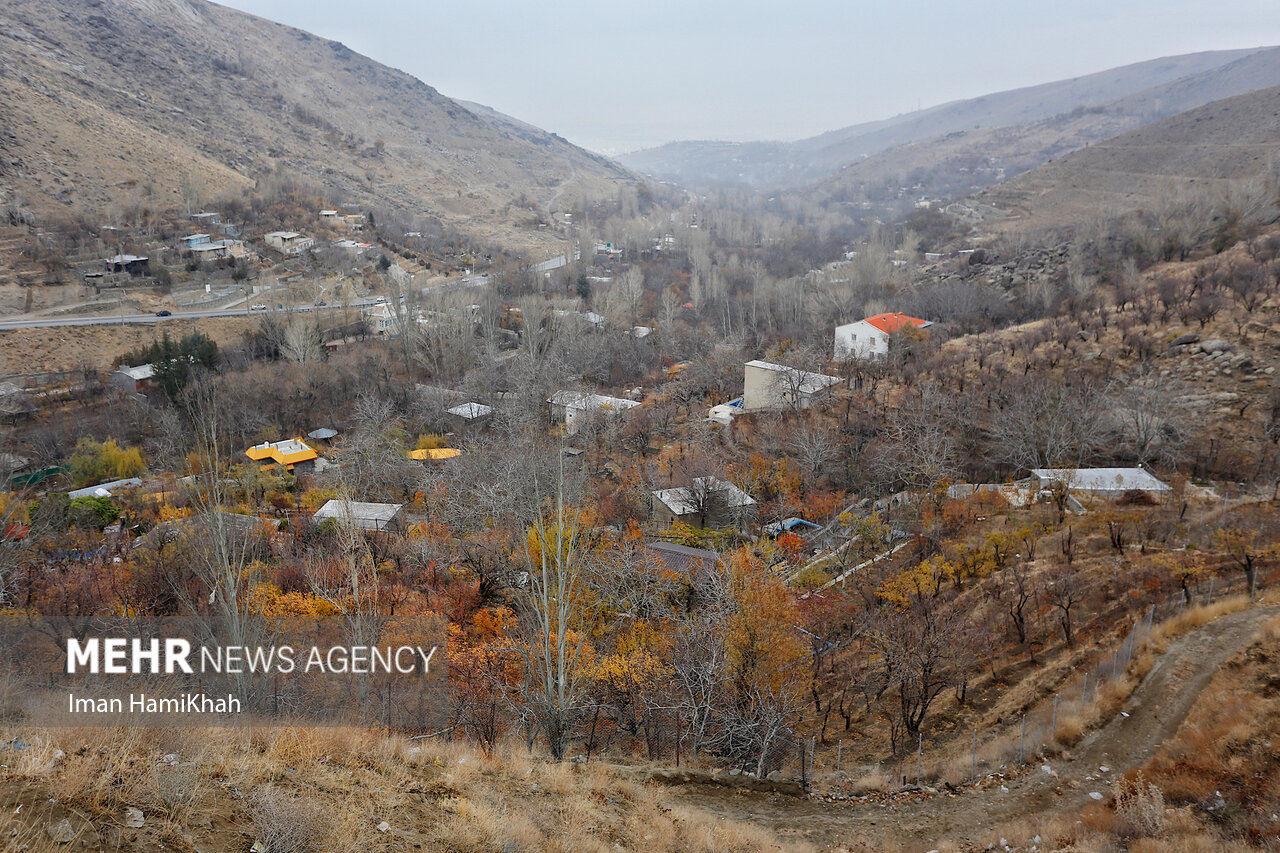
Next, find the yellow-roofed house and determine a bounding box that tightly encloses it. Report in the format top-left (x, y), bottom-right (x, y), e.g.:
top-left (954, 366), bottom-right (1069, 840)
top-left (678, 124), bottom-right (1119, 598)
top-left (408, 448), bottom-right (462, 462)
top-left (245, 438), bottom-right (319, 473)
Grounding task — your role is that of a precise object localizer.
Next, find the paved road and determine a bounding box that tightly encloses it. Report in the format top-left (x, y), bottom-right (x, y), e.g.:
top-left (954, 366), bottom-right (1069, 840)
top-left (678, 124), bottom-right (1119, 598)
top-left (0, 274), bottom-right (493, 330)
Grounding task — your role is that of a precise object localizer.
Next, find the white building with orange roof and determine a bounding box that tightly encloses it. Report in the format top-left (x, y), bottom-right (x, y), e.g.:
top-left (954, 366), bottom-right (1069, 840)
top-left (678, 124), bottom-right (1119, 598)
top-left (834, 312), bottom-right (933, 360)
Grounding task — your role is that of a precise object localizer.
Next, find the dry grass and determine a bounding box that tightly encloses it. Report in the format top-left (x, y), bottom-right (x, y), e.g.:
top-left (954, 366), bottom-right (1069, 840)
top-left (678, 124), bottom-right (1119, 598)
top-left (0, 724), bottom-right (807, 852)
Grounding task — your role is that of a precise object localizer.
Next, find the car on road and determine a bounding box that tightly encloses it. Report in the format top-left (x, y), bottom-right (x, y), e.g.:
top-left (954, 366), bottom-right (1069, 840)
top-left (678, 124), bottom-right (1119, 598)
top-left (314, 300), bottom-right (327, 307)
top-left (374, 296), bottom-right (387, 304)
top-left (155, 310), bottom-right (172, 317)
top-left (250, 303), bottom-right (268, 312)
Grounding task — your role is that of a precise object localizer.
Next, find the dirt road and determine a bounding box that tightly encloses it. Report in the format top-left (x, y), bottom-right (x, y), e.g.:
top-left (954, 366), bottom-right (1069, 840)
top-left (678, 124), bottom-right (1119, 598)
top-left (670, 606), bottom-right (1277, 851)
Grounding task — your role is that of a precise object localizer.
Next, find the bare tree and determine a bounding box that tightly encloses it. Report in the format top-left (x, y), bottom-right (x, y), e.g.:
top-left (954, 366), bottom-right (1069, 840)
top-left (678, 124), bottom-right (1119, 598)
top-left (1108, 367), bottom-right (1187, 465)
top-left (176, 380), bottom-right (269, 703)
top-left (1043, 560), bottom-right (1083, 647)
top-left (517, 454), bottom-right (591, 760)
top-left (990, 378), bottom-right (1106, 471)
top-left (869, 600), bottom-right (972, 747)
top-left (306, 502), bottom-right (385, 705)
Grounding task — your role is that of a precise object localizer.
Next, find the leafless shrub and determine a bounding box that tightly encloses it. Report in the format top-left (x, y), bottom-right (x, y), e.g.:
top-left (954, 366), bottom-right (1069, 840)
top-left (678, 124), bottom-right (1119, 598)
top-left (1113, 771), bottom-right (1166, 838)
top-left (248, 785), bottom-right (331, 853)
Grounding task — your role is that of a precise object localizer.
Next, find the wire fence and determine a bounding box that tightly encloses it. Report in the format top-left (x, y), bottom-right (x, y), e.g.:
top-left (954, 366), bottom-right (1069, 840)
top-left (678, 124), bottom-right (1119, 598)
top-left (793, 562), bottom-right (1274, 796)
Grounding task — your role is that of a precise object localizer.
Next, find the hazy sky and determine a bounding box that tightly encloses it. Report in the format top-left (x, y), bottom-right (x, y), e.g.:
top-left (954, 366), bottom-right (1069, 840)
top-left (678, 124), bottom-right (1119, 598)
top-left (219, 0), bottom-right (1280, 155)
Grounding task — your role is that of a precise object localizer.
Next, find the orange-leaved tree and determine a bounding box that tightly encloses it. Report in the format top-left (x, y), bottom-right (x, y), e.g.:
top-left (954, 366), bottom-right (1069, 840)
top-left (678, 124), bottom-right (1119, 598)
top-left (723, 548), bottom-right (808, 777)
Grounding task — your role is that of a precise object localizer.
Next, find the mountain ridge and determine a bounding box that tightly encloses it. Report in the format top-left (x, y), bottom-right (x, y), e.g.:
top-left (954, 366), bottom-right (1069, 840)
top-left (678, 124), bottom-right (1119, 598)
top-left (0, 0), bottom-right (632, 248)
top-left (620, 46), bottom-right (1279, 190)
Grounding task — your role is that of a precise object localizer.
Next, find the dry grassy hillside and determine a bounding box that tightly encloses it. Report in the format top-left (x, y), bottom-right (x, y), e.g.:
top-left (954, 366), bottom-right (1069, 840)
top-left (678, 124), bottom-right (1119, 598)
top-left (979, 85), bottom-right (1280, 232)
top-left (0, 0), bottom-right (632, 247)
top-left (0, 726), bottom-right (803, 852)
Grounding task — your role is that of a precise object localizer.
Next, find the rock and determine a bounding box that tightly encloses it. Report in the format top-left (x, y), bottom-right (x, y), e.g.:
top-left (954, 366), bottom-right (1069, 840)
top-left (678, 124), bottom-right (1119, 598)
top-left (1201, 339), bottom-right (1232, 354)
top-left (46, 819), bottom-right (75, 844)
top-left (1171, 333), bottom-right (1200, 346)
top-left (122, 807), bottom-right (144, 828)
top-left (251, 842), bottom-right (268, 853)
top-left (162, 753), bottom-right (179, 766)
top-left (765, 770), bottom-right (784, 782)
top-left (376, 821), bottom-right (390, 833)
top-left (1266, 367), bottom-right (1275, 375)
top-left (1090, 791), bottom-right (1104, 800)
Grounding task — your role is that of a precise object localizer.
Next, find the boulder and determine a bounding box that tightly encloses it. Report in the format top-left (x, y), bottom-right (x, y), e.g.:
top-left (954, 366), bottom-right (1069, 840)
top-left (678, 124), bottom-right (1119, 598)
top-left (1171, 333), bottom-right (1199, 346)
top-left (47, 819), bottom-right (75, 844)
top-left (1200, 339), bottom-right (1232, 354)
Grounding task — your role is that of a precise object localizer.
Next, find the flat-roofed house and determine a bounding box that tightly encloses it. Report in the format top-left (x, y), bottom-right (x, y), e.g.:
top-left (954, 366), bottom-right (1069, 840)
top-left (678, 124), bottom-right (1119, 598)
top-left (741, 360), bottom-right (840, 412)
top-left (263, 231), bottom-right (315, 255)
top-left (110, 364), bottom-right (155, 393)
top-left (652, 476), bottom-right (757, 530)
top-left (245, 438), bottom-right (319, 473)
top-left (1029, 468), bottom-right (1171, 496)
top-left (548, 391), bottom-right (640, 435)
top-left (312, 499), bottom-right (403, 532)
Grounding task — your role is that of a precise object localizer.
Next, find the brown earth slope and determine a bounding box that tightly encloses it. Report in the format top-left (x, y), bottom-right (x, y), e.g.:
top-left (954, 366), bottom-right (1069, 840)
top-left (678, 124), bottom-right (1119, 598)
top-left (675, 605), bottom-right (1277, 852)
top-left (0, 0), bottom-right (632, 247)
top-left (977, 85), bottom-right (1280, 232)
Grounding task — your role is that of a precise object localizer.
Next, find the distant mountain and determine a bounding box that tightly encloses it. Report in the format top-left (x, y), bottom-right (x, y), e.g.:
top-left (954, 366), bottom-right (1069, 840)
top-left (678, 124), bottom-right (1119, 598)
top-left (802, 46), bottom-right (1280, 210)
top-left (620, 47), bottom-right (1278, 190)
top-left (0, 0), bottom-right (631, 246)
top-left (975, 84), bottom-right (1280, 231)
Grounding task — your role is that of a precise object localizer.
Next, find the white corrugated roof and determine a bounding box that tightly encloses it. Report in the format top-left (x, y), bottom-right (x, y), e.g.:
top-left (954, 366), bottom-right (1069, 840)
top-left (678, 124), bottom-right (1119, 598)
top-left (448, 402), bottom-right (493, 419)
top-left (1030, 468), bottom-right (1170, 492)
top-left (313, 499), bottom-right (404, 529)
top-left (117, 364), bottom-right (154, 380)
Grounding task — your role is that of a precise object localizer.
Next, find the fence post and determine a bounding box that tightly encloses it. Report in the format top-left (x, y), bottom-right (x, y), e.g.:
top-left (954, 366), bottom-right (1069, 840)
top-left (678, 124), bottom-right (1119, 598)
top-left (916, 732), bottom-right (922, 787)
top-left (1082, 673), bottom-right (1088, 707)
top-left (1019, 715), bottom-right (1026, 766)
top-left (1051, 693), bottom-right (1059, 740)
top-left (972, 728), bottom-right (978, 784)
top-left (1208, 576), bottom-right (1215, 606)
top-left (806, 737), bottom-right (815, 792)
top-left (836, 740), bottom-right (843, 796)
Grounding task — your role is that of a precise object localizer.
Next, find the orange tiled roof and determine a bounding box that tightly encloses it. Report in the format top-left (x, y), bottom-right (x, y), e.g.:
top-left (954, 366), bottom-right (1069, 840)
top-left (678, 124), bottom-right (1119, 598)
top-left (862, 312), bottom-right (931, 335)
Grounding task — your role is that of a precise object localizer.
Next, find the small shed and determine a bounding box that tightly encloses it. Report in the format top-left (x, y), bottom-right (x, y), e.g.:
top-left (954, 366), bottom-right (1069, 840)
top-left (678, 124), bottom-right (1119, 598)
top-left (447, 402), bottom-right (493, 421)
top-left (69, 477), bottom-right (143, 499)
top-left (641, 542), bottom-right (721, 577)
top-left (110, 364), bottom-right (155, 392)
top-left (105, 254), bottom-right (150, 276)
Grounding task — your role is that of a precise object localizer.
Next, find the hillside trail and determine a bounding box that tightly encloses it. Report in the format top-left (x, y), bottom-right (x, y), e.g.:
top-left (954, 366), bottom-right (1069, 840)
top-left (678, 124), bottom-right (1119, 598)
top-left (671, 605), bottom-right (1277, 852)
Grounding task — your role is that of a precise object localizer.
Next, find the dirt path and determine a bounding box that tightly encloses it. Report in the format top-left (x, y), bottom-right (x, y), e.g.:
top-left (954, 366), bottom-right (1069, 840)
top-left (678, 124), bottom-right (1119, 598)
top-left (670, 606), bottom-right (1277, 852)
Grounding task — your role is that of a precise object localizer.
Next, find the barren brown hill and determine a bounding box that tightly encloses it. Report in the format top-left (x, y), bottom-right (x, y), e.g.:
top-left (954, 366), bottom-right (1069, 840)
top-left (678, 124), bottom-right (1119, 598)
top-left (977, 85), bottom-right (1280, 232)
top-left (0, 0), bottom-right (632, 248)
